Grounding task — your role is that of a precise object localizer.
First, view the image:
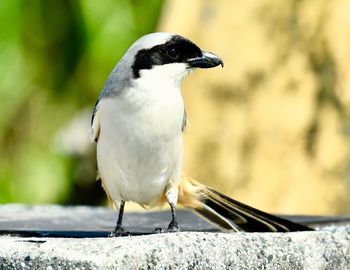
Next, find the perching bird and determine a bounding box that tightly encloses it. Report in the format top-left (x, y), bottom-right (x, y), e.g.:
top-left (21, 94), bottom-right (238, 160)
top-left (91, 33), bottom-right (312, 235)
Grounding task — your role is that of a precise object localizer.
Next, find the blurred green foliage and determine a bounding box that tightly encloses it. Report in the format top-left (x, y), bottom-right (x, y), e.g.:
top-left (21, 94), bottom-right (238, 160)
top-left (0, 0), bottom-right (163, 204)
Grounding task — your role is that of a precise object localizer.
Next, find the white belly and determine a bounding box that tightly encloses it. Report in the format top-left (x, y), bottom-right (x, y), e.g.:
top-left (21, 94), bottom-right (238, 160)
top-left (96, 86), bottom-right (184, 205)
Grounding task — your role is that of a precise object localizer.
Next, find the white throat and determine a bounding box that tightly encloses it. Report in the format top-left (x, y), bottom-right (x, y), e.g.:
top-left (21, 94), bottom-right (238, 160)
top-left (135, 63), bottom-right (189, 90)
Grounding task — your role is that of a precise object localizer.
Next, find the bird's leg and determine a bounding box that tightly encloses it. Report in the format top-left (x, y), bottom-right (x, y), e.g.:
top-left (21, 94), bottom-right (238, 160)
top-left (109, 200), bottom-right (130, 237)
top-left (154, 203), bottom-right (180, 233)
top-left (154, 186), bottom-right (180, 233)
top-left (167, 202), bottom-right (180, 232)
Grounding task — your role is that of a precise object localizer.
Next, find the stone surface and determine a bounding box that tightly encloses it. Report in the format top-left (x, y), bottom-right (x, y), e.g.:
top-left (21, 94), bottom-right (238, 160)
top-left (0, 204), bottom-right (217, 236)
top-left (0, 205), bottom-right (349, 269)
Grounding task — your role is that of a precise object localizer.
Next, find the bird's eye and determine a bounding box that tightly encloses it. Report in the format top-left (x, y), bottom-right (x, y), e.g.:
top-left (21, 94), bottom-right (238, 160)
top-left (167, 47), bottom-right (179, 59)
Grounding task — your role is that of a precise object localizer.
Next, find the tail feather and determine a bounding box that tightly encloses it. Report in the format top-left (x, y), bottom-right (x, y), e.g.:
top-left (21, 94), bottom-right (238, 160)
top-left (179, 176), bottom-right (313, 232)
top-left (203, 187), bottom-right (313, 232)
top-left (195, 204), bottom-right (241, 232)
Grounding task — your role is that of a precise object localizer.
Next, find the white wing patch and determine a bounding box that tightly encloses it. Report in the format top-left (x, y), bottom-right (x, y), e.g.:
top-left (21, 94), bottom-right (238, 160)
top-left (91, 101), bottom-right (101, 143)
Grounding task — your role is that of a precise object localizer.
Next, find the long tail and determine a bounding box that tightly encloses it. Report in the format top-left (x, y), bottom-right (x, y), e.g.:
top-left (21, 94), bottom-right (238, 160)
top-left (178, 175), bottom-right (313, 232)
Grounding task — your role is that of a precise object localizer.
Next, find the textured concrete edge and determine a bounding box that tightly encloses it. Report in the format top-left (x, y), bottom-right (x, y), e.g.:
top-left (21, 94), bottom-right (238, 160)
top-left (0, 229), bottom-right (349, 270)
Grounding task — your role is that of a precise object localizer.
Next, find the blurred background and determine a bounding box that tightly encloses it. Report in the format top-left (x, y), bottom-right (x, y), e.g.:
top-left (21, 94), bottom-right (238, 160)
top-left (0, 0), bottom-right (349, 215)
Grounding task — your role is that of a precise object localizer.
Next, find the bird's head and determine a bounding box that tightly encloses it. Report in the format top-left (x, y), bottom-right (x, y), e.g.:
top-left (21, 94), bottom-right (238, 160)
top-left (105, 33), bottom-right (223, 92)
top-left (131, 32), bottom-right (223, 75)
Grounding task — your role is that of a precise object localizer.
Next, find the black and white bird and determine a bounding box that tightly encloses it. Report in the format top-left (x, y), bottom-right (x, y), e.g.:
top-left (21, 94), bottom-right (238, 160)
top-left (91, 32), bottom-right (312, 235)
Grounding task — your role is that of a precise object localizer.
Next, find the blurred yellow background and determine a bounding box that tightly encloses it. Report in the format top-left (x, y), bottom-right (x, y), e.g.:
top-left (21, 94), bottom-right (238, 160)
top-left (0, 0), bottom-right (349, 215)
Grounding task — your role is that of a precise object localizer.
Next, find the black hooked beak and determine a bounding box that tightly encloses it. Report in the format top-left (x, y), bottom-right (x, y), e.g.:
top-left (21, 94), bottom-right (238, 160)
top-left (186, 51), bottom-right (224, 69)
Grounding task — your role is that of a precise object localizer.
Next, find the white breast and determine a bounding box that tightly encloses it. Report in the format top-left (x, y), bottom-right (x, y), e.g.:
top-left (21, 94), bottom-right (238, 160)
top-left (96, 72), bottom-right (185, 205)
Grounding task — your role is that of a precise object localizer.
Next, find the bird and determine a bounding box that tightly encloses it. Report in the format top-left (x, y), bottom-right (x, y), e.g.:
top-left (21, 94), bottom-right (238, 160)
top-left (91, 32), bottom-right (312, 236)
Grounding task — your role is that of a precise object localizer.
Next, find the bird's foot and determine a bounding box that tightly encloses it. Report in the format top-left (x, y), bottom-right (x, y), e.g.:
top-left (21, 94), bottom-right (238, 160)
top-left (108, 225), bottom-right (131, 237)
top-left (154, 220), bottom-right (180, 233)
top-left (168, 219), bottom-right (180, 232)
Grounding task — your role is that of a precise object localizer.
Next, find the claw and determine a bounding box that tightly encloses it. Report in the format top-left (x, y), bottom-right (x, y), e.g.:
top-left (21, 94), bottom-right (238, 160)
top-left (154, 227), bottom-right (165, 234)
top-left (167, 219), bottom-right (180, 232)
top-left (153, 220), bottom-right (180, 234)
top-left (109, 225), bottom-right (131, 237)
